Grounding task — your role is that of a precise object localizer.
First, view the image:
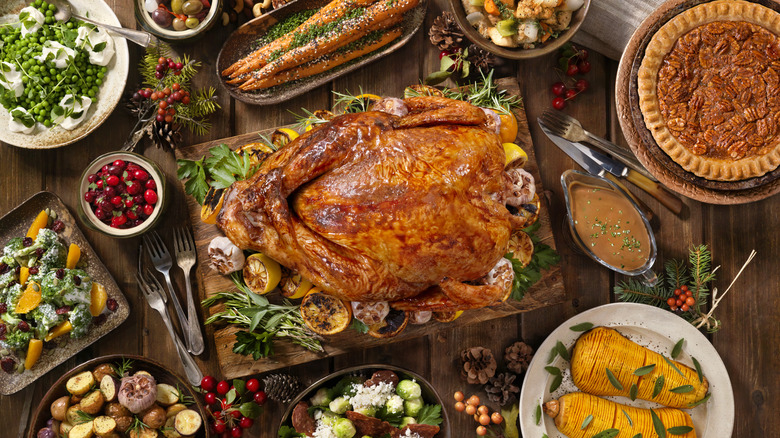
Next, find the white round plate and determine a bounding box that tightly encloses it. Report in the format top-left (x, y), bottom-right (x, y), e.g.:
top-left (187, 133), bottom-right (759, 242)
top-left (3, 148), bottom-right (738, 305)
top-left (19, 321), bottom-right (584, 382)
top-left (0, 0), bottom-right (129, 148)
top-left (519, 302), bottom-right (734, 438)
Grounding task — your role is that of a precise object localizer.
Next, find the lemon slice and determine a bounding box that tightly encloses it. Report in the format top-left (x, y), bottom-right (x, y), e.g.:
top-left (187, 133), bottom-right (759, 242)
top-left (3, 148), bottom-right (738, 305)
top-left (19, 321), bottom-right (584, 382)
top-left (271, 128), bottom-right (300, 148)
top-left (243, 253), bottom-right (282, 294)
top-left (300, 288), bottom-right (352, 335)
top-left (282, 274), bottom-right (314, 299)
top-left (503, 142), bottom-right (528, 168)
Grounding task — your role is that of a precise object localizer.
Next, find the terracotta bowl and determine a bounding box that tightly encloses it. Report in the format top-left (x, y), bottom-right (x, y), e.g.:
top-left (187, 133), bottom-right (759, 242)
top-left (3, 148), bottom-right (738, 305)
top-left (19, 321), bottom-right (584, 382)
top-left (28, 355), bottom-right (210, 438)
top-left (278, 364), bottom-right (450, 438)
top-left (448, 0), bottom-right (591, 59)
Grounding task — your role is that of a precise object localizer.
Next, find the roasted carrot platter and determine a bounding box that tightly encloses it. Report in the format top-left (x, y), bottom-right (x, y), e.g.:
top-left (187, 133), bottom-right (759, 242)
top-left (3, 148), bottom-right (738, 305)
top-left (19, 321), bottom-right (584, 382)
top-left (216, 0), bottom-right (428, 105)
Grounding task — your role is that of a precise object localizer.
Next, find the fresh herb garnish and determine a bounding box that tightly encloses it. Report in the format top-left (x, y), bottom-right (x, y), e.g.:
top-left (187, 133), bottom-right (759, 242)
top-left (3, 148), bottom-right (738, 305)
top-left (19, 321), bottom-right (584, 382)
top-left (506, 223), bottom-right (560, 302)
top-left (650, 409), bottom-right (666, 438)
top-left (416, 404), bottom-right (443, 426)
top-left (692, 356), bottom-right (703, 383)
top-left (605, 368), bottom-right (623, 391)
top-left (634, 364), bottom-right (656, 376)
top-left (278, 425), bottom-right (306, 438)
top-left (592, 429), bottom-right (619, 438)
top-left (535, 403), bottom-right (541, 425)
top-left (671, 338), bottom-right (684, 359)
top-left (622, 409), bottom-right (633, 427)
top-left (687, 393), bottom-right (711, 408)
top-left (669, 385), bottom-right (694, 393)
top-left (652, 375), bottom-right (665, 398)
top-left (667, 426), bottom-right (694, 435)
top-left (581, 414), bottom-right (593, 429)
top-left (629, 383), bottom-right (638, 401)
top-left (569, 322), bottom-right (594, 332)
top-left (662, 356), bottom-right (685, 377)
top-left (177, 143), bottom-right (259, 204)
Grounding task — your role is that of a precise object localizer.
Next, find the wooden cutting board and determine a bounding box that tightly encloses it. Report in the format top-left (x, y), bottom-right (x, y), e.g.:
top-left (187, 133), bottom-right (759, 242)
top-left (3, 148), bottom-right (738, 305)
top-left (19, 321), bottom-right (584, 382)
top-left (175, 78), bottom-right (566, 378)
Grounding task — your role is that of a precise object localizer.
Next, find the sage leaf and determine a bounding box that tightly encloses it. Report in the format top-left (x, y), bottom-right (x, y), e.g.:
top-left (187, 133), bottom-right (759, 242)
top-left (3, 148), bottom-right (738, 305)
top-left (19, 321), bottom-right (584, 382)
top-left (662, 356), bottom-right (685, 377)
top-left (629, 383), bottom-right (638, 401)
top-left (669, 385), bottom-right (695, 393)
top-left (547, 345), bottom-right (559, 364)
top-left (556, 341), bottom-right (571, 361)
top-left (634, 364), bottom-right (656, 376)
top-left (569, 322), bottom-right (594, 332)
top-left (622, 409), bottom-right (633, 427)
top-left (581, 414), bottom-right (593, 430)
top-left (535, 404), bottom-right (541, 425)
top-left (592, 429), bottom-right (619, 438)
top-left (667, 426), bottom-right (694, 435)
top-left (650, 409), bottom-right (666, 438)
top-left (692, 356), bottom-right (703, 383)
top-left (687, 393), bottom-right (711, 408)
top-left (652, 375), bottom-right (665, 398)
top-left (542, 434), bottom-right (548, 438)
top-left (545, 366), bottom-right (561, 376)
top-left (671, 338), bottom-right (684, 359)
top-left (606, 368), bottom-right (623, 391)
top-left (631, 434), bottom-right (643, 438)
top-left (549, 374), bottom-right (563, 393)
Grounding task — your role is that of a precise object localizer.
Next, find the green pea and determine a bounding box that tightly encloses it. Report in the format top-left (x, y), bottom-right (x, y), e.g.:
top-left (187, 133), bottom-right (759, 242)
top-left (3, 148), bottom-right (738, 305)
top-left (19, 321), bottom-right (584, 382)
top-left (95, 79), bottom-right (102, 85)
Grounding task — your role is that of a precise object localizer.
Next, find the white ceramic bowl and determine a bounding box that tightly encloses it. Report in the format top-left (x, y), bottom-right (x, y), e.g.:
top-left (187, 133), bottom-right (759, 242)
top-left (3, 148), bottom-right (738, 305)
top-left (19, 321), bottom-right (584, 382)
top-left (77, 151), bottom-right (167, 238)
top-left (0, 0), bottom-right (130, 149)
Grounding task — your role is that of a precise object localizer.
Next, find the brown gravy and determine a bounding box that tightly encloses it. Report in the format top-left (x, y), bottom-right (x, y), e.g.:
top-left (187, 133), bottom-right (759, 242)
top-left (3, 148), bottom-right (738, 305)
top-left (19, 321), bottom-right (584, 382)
top-left (568, 181), bottom-right (650, 271)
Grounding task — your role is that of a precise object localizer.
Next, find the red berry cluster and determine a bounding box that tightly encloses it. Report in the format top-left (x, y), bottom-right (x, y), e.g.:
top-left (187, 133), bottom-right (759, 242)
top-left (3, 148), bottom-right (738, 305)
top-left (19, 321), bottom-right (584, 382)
top-left (84, 159), bottom-right (159, 229)
top-left (131, 58), bottom-right (191, 125)
top-left (200, 375), bottom-right (266, 438)
top-left (551, 47), bottom-right (591, 110)
top-left (453, 392), bottom-right (503, 436)
top-left (666, 285), bottom-right (696, 311)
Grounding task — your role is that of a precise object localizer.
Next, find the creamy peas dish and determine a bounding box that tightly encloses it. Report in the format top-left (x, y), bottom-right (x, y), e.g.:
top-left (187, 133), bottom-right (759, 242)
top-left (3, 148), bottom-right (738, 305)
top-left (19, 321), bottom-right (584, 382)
top-left (0, 0), bottom-right (115, 134)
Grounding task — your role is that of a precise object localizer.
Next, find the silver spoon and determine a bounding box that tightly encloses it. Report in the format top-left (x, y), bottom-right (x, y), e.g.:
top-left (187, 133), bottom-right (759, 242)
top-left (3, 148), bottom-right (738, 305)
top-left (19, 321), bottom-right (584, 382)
top-left (51, 0), bottom-right (152, 47)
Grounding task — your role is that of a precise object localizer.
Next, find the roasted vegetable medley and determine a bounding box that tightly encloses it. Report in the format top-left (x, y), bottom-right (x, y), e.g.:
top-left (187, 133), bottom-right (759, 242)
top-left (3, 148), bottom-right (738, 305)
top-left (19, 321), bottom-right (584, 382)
top-left (0, 210), bottom-right (112, 373)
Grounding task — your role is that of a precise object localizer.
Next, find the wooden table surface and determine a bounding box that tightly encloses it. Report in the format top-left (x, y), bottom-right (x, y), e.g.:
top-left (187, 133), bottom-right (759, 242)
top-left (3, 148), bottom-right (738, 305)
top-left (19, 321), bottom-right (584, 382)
top-left (1, 0), bottom-right (777, 436)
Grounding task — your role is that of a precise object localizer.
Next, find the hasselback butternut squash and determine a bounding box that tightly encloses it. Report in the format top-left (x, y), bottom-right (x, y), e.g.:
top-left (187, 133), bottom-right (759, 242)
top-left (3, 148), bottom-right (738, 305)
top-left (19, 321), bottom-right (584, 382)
top-left (571, 327), bottom-right (708, 408)
top-left (544, 392), bottom-right (696, 438)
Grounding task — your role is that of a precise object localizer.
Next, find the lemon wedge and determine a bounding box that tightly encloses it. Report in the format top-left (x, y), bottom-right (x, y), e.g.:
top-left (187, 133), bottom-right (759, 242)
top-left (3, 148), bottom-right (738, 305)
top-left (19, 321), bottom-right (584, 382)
top-left (243, 253), bottom-right (282, 294)
top-left (503, 142), bottom-right (528, 168)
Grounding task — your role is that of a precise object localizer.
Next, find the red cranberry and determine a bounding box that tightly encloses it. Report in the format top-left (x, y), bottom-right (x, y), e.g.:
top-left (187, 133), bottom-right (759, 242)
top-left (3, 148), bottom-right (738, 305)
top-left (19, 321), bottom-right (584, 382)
top-left (56, 306), bottom-right (70, 315)
top-left (95, 208), bottom-right (108, 220)
top-left (84, 191), bottom-right (96, 203)
top-left (73, 276), bottom-right (81, 286)
top-left (216, 380), bottom-right (230, 395)
top-left (111, 196), bottom-right (123, 206)
top-left (253, 391), bottom-right (266, 405)
top-left (134, 169), bottom-right (149, 181)
top-left (55, 268), bottom-right (65, 279)
top-left (29, 266), bottom-right (39, 275)
top-left (112, 159), bottom-right (125, 168)
top-left (0, 322), bottom-right (5, 339)
top-left (245, 378), bottom-right (260, 392)
top-left (14, 266), bottom-right (20, 275)
top-left (101, 164), bottom-right (110, 173)
top-left (87, 174), bottom-right (98, 183)
top-left (111, 215), bottom-right (127, 228)
top-left (552, 97), bottom-right (566, 110)
top-left (204, 392), bottom-right (217, 405)
top-left (156, 114), bottom-right (164, 122)
top-left (230, 427), bottom-right (242, 438)
top-left (104, 186), bottom-right (117, 198)
top-left (145, 179), bottom-right (157, 190)
top-left (106, 175), bottom-right (120, 186)
top-left (143, 204), bottom-right (155, 217)
top-left (108, 165), bottom-right (123, 176)
top-left (551, 82), bottom-right (566, 96)
top-left (0, 263), bottom-right (7, 274)
top-left (0, 303), bottom-right (7, 313)
top-left (34, 248), bottom-right (44, 257)
top-left (22, 237), bottom-right (33, 247)
top-left (144, 189), bottom-right (158, 205)
top-left (51, 220), bottom-right (64, 233)
top-left (1, 358), bottom-right (15, 373)
top-left (239, 417), bottom-right (253, 429)
top-left (126, 181), bottom-right (142, 195)
top-left (106, 299), bottom-right (118, 312)
top-left (18, 321), bottom-right (29, 332)
top-left (201, 375), bottom-right (216, 391)
top-left (175, 62), bottom-right (184, 70)
top-left (96, 179), bottom-right (104, 189)
top-left (127, 210), bottom-right (138, 220)
top-left (133, 194), bottom-right (145, 205)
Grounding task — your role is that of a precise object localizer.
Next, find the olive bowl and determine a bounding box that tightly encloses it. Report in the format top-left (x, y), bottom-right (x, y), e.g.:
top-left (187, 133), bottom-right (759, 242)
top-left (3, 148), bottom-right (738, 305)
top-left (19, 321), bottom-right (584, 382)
top-left (278, 364), bottom-right (450, 438)
top-left (28, 354), bottom-right (210, 438)
top-left (134, 0), bottom-right (223, 43)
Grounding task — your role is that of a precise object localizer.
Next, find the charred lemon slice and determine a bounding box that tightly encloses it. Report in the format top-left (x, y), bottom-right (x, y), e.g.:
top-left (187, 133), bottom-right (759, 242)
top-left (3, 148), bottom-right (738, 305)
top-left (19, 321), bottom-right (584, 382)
top-left (506, 230), bottom-right (534, 268)
top-left (498, 112), bottom-right (519, 143)
top-left (503, 143), bottom-right (528, 168)
top-left (243, 253), bottom-right (282, 295)
top-left (404, 84), bottom-right (445, 98)
top-left (200, 187), bottom-right (225, 224)
top-left (280, 269), bottom-right (314, 299)
top-left (238, 142), bottom-right (275, 166)
top-left (432, 310), bottom-right (464, 323)
top-left (341, 93), bottom-right (382, 113)
top-left (300, 288), bottom-right (352, 335)
top-left (367, 308), bottom-right (410, 338)
top-left (511, 193), bottom-right (540, 228)
top-left (271, 128), bottom-right (300, 149)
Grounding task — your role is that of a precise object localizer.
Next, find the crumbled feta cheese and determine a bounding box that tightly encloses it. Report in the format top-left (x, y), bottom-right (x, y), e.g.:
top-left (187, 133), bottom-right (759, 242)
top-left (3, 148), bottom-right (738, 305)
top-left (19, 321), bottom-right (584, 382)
top-left (19, 7), bottom-right (44, 37)
top-left (401, 429), bottom-right (424, 438)
top-left (75, 26), bottom-right (115, 66)
top-left (34, 41), bottom-right (76, 69)
top-left (311, 419), bottom-right (337, 438)
top-left (348, 381), bottom-right (395, 410)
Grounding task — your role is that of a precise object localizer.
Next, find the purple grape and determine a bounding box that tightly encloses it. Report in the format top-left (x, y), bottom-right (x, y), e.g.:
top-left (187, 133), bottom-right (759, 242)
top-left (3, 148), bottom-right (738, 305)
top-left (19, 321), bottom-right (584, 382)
top-left (152, 9), bottom-right (173, 27)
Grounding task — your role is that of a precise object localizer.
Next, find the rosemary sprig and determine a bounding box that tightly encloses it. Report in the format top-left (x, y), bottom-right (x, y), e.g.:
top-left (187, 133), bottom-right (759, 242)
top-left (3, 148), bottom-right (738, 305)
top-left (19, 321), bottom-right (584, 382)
top-left (111, 358), bottom-right (134, 377)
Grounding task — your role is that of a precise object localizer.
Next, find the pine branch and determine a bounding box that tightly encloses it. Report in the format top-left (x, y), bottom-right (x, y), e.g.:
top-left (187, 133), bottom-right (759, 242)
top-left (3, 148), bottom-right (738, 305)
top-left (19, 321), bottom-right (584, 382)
top-left (614, 278), bottom-right (668, 305)
top-left (664, 259), bottom-right (689, 291)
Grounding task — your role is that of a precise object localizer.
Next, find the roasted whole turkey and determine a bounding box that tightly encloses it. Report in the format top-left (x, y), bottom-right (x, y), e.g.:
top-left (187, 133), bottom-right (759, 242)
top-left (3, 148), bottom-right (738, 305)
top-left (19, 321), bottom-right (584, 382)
top-left (217, 96), bottom-right (535, 311)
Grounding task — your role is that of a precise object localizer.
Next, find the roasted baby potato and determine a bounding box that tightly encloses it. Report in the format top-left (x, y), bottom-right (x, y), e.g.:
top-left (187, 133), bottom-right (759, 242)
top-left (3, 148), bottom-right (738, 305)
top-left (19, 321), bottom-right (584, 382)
top-left (92, 364), bottom-right (115, 383)
top-left (68, 420), bottom-right (94, 438)
top-left (92, 416), bottom-right (117, 437)
top-left (80, 390), bottom-right (106, 415)
top-left (105, 402), bottom-right (130, 419)
top-left (66, 404), bottom-right (83, 426)
top-left (154, 384), bottom-right (180, 406)
top-left (142, 404), bottom-right (167, 429)
top-left (66, 371), bottom-right (96, 396)
top-left (50, 395), bottom-right (70, 421)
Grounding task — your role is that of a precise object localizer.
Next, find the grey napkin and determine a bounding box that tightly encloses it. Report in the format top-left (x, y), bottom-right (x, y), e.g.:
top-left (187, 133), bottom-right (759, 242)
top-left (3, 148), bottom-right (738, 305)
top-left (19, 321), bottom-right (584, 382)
top-left (573, 1), bottom-right (666, 60)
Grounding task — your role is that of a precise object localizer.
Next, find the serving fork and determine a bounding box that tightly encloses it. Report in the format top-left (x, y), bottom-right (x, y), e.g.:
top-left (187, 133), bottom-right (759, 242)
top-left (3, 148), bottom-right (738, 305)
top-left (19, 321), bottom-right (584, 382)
top-left (136, 268), bottom-right (203, 385)
top-left (540, 110), bottom-right (658, 182)
top-left (142, 231), bottom-right (192, 352)
top-left (172, 227), bottom-right (204, 355)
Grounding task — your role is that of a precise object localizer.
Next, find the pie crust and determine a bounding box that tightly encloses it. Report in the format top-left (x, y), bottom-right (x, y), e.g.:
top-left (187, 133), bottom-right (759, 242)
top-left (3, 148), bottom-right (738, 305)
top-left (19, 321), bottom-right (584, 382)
top-left (638, 0), bottom-right (780, 181)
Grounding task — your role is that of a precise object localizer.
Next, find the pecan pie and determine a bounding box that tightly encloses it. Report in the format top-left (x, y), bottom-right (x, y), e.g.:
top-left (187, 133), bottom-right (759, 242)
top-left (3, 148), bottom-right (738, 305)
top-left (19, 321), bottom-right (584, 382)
top-left (638, 0), bottom-right (780, 181)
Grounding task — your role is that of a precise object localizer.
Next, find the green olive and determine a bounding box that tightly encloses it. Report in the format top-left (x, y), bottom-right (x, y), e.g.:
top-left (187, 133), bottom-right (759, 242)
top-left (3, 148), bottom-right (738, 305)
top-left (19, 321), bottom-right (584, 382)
top-left (171, 0), bottom-right (184, 14)
top-left (172, 17), bottom-right (187, 31)
top-left (185, 17), bottom-right (200, 29)
top-left (181, 0), bottom-right (203, 15)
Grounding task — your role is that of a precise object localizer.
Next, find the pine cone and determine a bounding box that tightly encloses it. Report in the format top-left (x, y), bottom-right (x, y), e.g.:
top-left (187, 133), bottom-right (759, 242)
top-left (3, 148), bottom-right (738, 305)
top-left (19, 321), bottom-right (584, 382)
top-left (505, 341), bottom-right (534, 374)
top-left (467, 44), bottom-right (497, 72)
top-left (460, 346), bottom-right (497, 384)
top-left (147, 120), bottom-right (181, 149)
top-left (429, 11), bottom-right (464, 52)
top-left (485, 372), bottom-right (520, 406)
top-left (263, 373), bottom-right (302, 403)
